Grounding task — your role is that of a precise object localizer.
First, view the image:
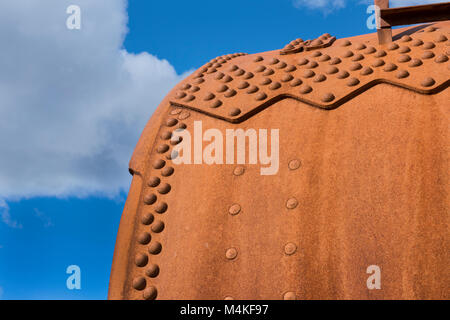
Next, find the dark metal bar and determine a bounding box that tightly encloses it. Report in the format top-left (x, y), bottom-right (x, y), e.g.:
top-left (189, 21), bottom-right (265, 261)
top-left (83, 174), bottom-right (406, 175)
top-left (380, 2), bottom-right (450, 26)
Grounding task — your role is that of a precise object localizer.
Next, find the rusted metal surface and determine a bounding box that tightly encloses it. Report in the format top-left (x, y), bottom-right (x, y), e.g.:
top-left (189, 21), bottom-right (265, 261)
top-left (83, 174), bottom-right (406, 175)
top-left (380, 2), bottom-right (450, 27)
top-left (109, 22), bottom-right (450, 300)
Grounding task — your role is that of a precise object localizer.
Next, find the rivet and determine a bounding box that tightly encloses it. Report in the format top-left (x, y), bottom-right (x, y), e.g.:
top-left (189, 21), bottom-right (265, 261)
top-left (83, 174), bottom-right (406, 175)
top-left (148, 176), bottom-right (161, 187)
top-left (421, 77), bottom-right (435, 87)
top-left (284, 243), bottom-right (297, 255)
top-left (307, 61), bottom-right (318, 68)
top-left (299, 85), bottom-right (312, 94)
top-left (132, 277), bottom-right (146, 291)
top-left (137, 232), bottom-right (151, 245)
top-left (374, 50), bottom-right (387, 58)
top-left (260, 78), bottom-right (272, 85)
top-left (233, 166), bottom-right (245, 176)
top-left (288, 159), bottom-right (301, 170)
top-left (288, 78), bottom-right (301, 87)
top-left (210, 99), bottom-right (223, 108)
top-left (247, 85), bottom-right (259, 94)
top-left (237, 81), bottom-right (250, 89)
top-left (355, 43), bottom-right (366, 50)
top-left (321, 92), bottom-right (335, 102)
top-left (194, 77), bottom-right (204, 84)
top-left (360, 66), bottom-right (373, 75)
top-left (325, 66), bottom-right (339, 74)
top-left (263, 68), bottom-right (275, 76)
top-left (224, 89), bottom-right (237, 97)
top-left (226, 248), bottom-right (238, 260)
top-left (423, 42), bottom-right (435, 49)
top-left (161, 166), bottom-right (174, 177)
top-left (145, 264), bottom-right (160, 278)
top-left (204, 92), bottom-right (215, 101)
top-left (277, 62), bottom-right (287, 69)
top-left (143, 193), bottom-right (157, 205)
top-left (143, 286), bottom-right (158, 300)
top-left (155, 202), bottom-right (168, 214)
top-left (269, 57), bottom-right (279, 65)
top-left (234, 69), bottom-right (245, 76)
top-left (364, 46), bottom-right (376, 54)
top-left (255, 65), bottom-right (266, 73)
top-left (411, 39), bottom-right (423, 46)
top-left (228, 65), bottom-right (238, 72)
top-left (178, 111), bottom-right (190, 120)
top-left (141, 212), bottom-right (154, 225)
top-left (283, 292), bottom-right (296, 300)
top-left (170, 108), bottom-right (182, 116)
top-left (310, 51), bottom-right (322, 58)
top-left (314, 74), bottom-right (326, 82)
top-left (175, 92), bottom-right (186, 99)
top-left (243, 72), bottom-right (254, 79)
top-left (161, 131), bottom-right (172, 141)
top-left (229, 108), bottom-right (241, 117)
top-left (421, 51), bottom-right (435, 59)
top-left (217, 84), bottom-right (228, 93)
top-left (383, 63), bottom-right (397, 72)
top-left (214, 72), bottom-right (225, 81)
top-left (285, 65), bottom-right (297, 72)
top-left (222, 75), bottom-right (233, 83)
top-left (319, 54), bottom-right (331, 62)
top-left (347, 77), bottom-right (360, 86)
top-left (340, 39), bottom-right (352, 47)
top-left (157, 183), bottom-right (171, 194)
top-left (189, 86), bottom-right (200, 93)
top-left (396, 70), bottom-right (409, 79)
top-left (180, 83), bottom-right (191, 90)
top-left (401, 35), bottom-right (412, 42)
top-left (135, 253), bottom-right (148, 267)
top-left (183, 95), bottom-right (195, 102)
top-left (166, 118), bottom-right (178, 127)
top-left (302, 70), bottom-right (315, 78)
top-left (424, 26), bottom-right (436, 32)
top-left (342, 50), bottom-right (354, 58)
top-left (435, 54), bottom-right (449, 63)
top-left (436, 34), bottom-right (448, 42)
top-left (270, 82), bottom-right (282, 90)
top-left (388, 43), bottom-right (399, 50)
top-left (349, 62), bottom-right (362, 71)
top-left (228, 204), bottom-right (241, 216)
top-left (286, 198), bottom-right (298, 209)
top-left (148, 242), bottom-right (162, 255)
top-left (399, 46), bottom-right (411, 54)
top-left (397, 54), bottom-right (411, 63)
top-left (255, 92), bottom-right (267, 101)
top-left (282, 74), bottom-right (294, 82)
top-left (372, 59), bottom-right (385, 67)
top-left (351, 54), bottom-right (364, 61)
top-left (224, 296), bottom-right (234, 300)
top-left (254, 56), bottom-right (264, 62)
top-left (156, 144), bottom-right (169, 154)
top-left (337, 70), bottom-right (350, 79)
top-left (297, 58), bottom-right (309, 66)
top-left (329, 57), bottom-right (342, 65)
top-left (151, 221), bottom-right (165, 233)
top-left (152, 159), bottom-right (166, 169)
top-left (408, 58), bottom-right (422, 67)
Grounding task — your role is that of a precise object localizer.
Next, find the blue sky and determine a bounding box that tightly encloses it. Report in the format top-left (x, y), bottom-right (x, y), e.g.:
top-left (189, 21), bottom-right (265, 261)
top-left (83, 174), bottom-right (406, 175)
top-left (0, 0), bottom-right (443, 300)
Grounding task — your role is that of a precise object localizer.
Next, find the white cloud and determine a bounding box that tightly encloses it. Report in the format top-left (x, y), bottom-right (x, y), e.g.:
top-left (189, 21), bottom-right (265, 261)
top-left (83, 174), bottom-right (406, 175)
top-left (0, 0), bottom-right (190, 199)
top-left (0, 199), bottom-right (22, 228)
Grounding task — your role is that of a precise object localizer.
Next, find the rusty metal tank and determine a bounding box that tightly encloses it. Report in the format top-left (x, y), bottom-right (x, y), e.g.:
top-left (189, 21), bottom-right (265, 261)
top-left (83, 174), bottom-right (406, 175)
top-left (109, 21), bottom-right (449, 300)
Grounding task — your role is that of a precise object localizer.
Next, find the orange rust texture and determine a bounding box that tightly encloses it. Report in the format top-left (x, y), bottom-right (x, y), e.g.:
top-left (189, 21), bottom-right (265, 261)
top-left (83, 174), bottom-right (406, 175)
top-left (109, 22), bottom-right (450, 300)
